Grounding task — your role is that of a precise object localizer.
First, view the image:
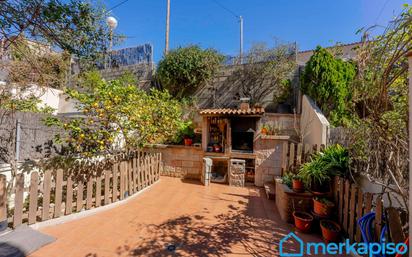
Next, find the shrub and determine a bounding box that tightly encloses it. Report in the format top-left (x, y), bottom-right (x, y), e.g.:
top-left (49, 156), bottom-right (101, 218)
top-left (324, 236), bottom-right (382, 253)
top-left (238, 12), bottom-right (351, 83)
top-left (301, 46), bottom-right (356, 126)
top-left (156, 45), bottom-right (224, 98)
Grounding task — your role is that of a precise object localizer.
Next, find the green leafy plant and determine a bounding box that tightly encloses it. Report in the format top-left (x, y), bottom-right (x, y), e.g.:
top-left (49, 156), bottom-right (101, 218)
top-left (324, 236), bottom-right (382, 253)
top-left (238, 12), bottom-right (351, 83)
top-left (301, 46), bottom-right (356, 126)
top-left (281, 173), bottom-right (293, 188)
top-left (319, 144), bottom-right (349, 174)
top-left (156, 45), bottom-right (224, 98)
top-left (298, 144), bottom-right (348, 188)
top-left (298, 156), bottom-right (330, 188)
top-left (314, 197), bottom-right (334, 206)
top-left (45, 71), bottom-right (185, 157)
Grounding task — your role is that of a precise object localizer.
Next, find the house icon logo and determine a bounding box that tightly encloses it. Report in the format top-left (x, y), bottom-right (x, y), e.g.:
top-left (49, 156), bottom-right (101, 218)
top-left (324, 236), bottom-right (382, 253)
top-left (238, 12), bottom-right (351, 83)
top-left (279, 232), bottom-right (304, 257)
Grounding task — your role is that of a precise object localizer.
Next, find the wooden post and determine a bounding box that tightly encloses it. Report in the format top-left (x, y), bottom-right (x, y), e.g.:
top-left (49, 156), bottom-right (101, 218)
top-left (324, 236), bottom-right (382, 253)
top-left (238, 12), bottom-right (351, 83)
top-left (0, 175), bottom-right (6, 225)
top-left (76, 180), bottom-right (84, 212)
top-left (289, 143), bottom-right (295, 168)
top-left (65, 175), bottom-right (73, 215)
top-left (343, 179), bottom-right (350, 233)
top-left (104, 170), bottom-right (111, 205)
top-left (13, 173), bottom-right (24, 228)
top-left (348, 184), bottom-right (357, 241)
top-left (86, 177), bottom-right (93, 210)
top-left (42, 170), bottom-right (52, 220)
top-left (54, 169), bottom-right (63, 218)
top-left (28, 172), bottom-right (39, 224)
top-left (112, 163), bottom-right (118, 202)
top-left (96, 175), bottom-right (102, 207)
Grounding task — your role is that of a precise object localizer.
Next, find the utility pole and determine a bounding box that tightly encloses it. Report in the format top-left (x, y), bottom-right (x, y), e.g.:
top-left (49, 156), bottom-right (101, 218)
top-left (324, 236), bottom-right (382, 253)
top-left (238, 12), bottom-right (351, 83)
top-left (165, 0), bottom-right (171, 55)
top-left (239, 16), bottom-right (243, 64)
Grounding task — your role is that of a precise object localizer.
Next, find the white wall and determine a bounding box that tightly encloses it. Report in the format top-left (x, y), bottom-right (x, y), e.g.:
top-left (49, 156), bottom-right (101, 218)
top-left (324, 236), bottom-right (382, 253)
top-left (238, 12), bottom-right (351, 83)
top-left (300, 95), bottom-right (330, 146)
top-left (57, 93), bottom-right (79, 114)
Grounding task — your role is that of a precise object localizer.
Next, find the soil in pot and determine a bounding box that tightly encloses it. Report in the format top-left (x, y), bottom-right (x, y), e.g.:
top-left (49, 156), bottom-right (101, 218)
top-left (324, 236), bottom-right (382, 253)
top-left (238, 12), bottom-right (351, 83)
top-left (292, 179), bottom-right (304, 193)
top-left (313, 197), bottom-right (335, 217)
top-left (293, 211), bottom-right (313, 233)
top-left (320, 220), bottom-right (341, 242)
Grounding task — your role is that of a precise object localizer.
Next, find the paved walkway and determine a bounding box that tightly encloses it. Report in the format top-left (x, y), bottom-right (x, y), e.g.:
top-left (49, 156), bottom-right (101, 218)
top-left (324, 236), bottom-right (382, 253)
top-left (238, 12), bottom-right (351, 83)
top-left (30, 177), bottom-right (345, 257)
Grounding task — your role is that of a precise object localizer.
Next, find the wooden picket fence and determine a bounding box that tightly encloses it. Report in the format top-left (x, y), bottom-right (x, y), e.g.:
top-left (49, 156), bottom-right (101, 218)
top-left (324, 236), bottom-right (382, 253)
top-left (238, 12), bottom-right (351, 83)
top-left (281, 142), bottom-right (324, 175)
top-left (0, 151), bottom-right (162, 228)
top-left (281, 142), bottom-right (406, 245)
top-left (333, 177), bottom-right (406, 244)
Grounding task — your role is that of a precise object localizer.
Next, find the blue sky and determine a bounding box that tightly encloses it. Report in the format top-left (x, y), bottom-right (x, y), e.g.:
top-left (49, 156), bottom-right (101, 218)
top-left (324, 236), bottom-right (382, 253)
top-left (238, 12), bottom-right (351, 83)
top-left (104, 0), bottom-right (408, 62)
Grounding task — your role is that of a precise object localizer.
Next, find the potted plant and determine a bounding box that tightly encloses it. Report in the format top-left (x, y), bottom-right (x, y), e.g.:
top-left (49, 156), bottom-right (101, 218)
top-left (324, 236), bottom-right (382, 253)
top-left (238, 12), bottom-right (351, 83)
top-left (313, 197), bottom-right (335, 217)
top-left (182, 124), bottom-right (195, 146)
top-left (293, 211), bottom-right (314, 233)
top-left (320, 220), bottom-right (341, 242)
top-left (292, 174), bottom-right (304, 193)
top-left (298, 155), bottom-right (331, 194)
top-left (281, 173), bottom-right (293, 188)
top-left (261, 124), bottom-right (269, 135)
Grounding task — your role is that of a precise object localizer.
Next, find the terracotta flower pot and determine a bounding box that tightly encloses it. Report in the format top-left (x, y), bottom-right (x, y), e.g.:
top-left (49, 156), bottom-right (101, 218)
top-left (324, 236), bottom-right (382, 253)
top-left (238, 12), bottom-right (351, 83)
top-left (320, 220), bottom-right (341, 242)
top-left (292, 179), bottom-right (304, 193)
top-left (184, 138), bottom-right (193, 146)
top-left (313, 198), bottom-right (335, 217)
top-left (293, 211), bottom-right (313, 233)
top-left (261, 128), bottom-right (268, 135)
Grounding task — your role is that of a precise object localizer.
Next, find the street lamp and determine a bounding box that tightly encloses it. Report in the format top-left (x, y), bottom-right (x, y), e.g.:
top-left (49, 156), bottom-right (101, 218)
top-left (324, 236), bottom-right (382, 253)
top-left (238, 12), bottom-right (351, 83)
top-left (105, 16), bottom-right (118, 69)
top-left (106, 16), bottom-right (118, 52)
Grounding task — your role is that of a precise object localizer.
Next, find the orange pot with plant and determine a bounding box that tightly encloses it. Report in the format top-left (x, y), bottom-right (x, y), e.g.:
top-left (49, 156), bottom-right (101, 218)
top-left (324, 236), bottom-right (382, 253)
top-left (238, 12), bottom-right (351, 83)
top-left (293, 211), bottom-right (313, 233)
top-left (320, 220), bottom-right (341, 242)
top-left (292, 178), bottom-right (304, 193)
top-left (313, 197), bottom-right (335, 217)
top-left (261, 125), bottom-right (268, 135)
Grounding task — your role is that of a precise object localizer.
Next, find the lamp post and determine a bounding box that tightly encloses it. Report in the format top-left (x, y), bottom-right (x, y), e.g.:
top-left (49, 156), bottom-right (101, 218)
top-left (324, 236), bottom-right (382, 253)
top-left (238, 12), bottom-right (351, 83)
top-left (106, 16), bottom-right (118, 68)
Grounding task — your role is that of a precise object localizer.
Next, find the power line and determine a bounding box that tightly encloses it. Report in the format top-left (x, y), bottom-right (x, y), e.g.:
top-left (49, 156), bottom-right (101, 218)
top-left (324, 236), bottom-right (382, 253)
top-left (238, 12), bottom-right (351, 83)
top-left (375, 0), bottom-right (390, 24)
top-left (210, 0), bottom-right (239, 18)
top-left (107, 0), bottom-right (130, 12)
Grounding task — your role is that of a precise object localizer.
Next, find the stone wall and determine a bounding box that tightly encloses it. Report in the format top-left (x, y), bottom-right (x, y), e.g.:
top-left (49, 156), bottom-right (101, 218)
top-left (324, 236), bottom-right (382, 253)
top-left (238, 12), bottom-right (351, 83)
top-left (254, 113), bottom-right (297, 186)
top-left (254, 138), bottom-right (284, 187)
top-left (145, 145), bottom-right (203, 179)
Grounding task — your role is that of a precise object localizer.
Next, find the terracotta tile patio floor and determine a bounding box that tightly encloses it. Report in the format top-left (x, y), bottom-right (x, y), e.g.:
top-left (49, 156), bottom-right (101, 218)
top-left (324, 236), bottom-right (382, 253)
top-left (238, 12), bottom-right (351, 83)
top-left (30, 176), bottom-right (349, 257)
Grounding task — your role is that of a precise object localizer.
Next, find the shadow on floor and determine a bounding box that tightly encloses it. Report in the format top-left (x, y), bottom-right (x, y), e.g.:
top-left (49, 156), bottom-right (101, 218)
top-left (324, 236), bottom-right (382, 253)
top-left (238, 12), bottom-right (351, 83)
top-left (86, 188), bottom-right (296, 257)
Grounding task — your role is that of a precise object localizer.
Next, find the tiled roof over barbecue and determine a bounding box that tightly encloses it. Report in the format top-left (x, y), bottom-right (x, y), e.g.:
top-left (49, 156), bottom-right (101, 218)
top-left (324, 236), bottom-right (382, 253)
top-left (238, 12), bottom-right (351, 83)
top-left (199, 107), bottom-right (265, 116)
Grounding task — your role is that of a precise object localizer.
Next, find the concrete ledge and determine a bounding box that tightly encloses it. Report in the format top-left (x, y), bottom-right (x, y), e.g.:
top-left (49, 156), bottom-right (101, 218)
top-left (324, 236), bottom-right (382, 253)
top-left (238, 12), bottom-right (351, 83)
top-left (30, 180), bottom-right (160, 230)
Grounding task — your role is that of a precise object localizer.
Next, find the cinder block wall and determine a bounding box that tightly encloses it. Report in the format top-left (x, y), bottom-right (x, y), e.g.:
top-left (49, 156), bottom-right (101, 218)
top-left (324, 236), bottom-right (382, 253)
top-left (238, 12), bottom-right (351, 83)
top-left (145, 145), bottom-right (203, 179)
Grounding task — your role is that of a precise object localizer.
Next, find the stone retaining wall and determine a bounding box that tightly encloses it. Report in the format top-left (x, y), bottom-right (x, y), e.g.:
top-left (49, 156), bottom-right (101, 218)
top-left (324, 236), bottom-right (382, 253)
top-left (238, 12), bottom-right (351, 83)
top-left (145, 145), bottom-right (203, 179)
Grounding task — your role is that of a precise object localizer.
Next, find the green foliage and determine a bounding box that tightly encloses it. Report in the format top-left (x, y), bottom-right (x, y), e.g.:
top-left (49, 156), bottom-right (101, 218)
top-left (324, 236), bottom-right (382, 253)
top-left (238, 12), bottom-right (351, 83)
top-left (298, 144), bottom-right (348, 187)
top-left (319, 144), bottom-right (349, 173)
top-left (1, 0), bottom-right (113, 71)
top-left (281, 173), bottom-right (293, 188)
top-left (233, 43), bottom-right (296, 105)
top-left (156, 45), bottom-right (224, 98)
top-left (1, 94), bottom-right (54, 114)
top-left (344, 6), bottom-right (411, 201)
top-left (45, 72), bottom-right (184, 157)
top-left (301, 46), bottom-right (356, 126)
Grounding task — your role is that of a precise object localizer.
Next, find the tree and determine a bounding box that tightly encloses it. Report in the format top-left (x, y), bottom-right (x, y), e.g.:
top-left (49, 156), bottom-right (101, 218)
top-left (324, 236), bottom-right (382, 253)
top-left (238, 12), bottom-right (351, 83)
top-left (0, 0), bottom-right (112, 71)
top-left (45, 72), bottom-right (185, 157)
top-left (301, 46), bottom-right (356, 126)
top-left (156, 45), bottom-right (224, 98)
top-left (342, 4), bottom-right (412, 209)
top-left (231, 43), bottom-right (296, 106)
